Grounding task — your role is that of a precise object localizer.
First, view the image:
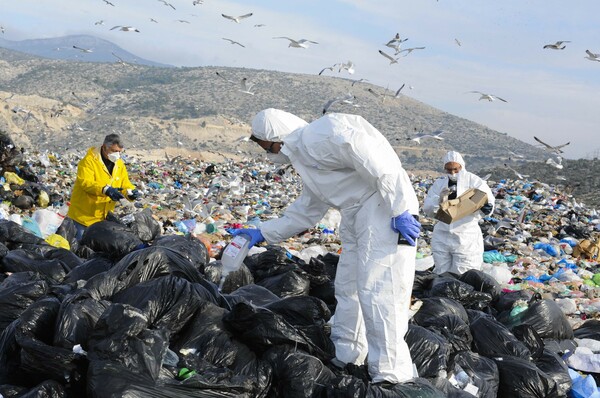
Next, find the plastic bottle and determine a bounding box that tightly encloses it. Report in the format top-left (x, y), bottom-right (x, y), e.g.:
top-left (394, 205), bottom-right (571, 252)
top-left (219, 233), bottom-right (251, 290)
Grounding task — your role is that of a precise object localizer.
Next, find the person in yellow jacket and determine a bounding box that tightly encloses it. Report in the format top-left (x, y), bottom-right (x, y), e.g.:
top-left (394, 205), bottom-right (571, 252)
top-left (68, 134), bottom-right (140, 240)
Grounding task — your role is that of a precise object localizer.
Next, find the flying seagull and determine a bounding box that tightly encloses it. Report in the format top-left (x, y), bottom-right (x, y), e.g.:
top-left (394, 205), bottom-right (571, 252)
top-left (504, 163), bottom-right (529, 180)
top-left (111, 52), bottom-right (127, 65)
top-left (468, 91), bottom-right (507, 102)
top-left (399, 46), bottom-right (426, 56)
top-left (543, 40), bottom-right (570, 50)
top-left (351, 78), bottom-right (369, 86)
top-left (222, 38), bottom-right (245, 47)
top-left (546, 156), bottom-right (564, 169)
top-left (176, 19), bottom-right (191, 24)
top-left (158, 0), bottom-right (176, 10)
top-left (455, 38), bottom-right (462, 46)
top-left (110, 25), bottom-right (140, 32)
top-left (216, 72), bottom-right (255, 95)
top-left (94, 20), bottom-right (105, 26)
top-left (193, 0), bottom-right (203, 4)
top-left (338, 60), bottom-right (355, 74)
top-left (385, 33), bottom-right (408, 47)
top-left (393, 84), bottom-right (406, 98)
top-left (102, 0), bottom-right (115, 6)
top-left (322, 93), bottom-right (356, 114)
top-left (273, 37), bottom-right (318, 49)
top-left (150, 18), bottom-right (158, 23)
top-left (378, 49), bottom-right (399, 65)
top-left (73, 45), bottom-right (93, 53)
top-left (585, 49), bottom-right (600, 62)
top-left (318, 64), bottom-right (338, 75)
top-left (408, 129), bottom-right (445, 144)
top-left (221, 13), bottom-right (253, 23)
top-left (254, 24), bottom-right (266, 28)
top-left (533, 136), bottom-right (570, 155)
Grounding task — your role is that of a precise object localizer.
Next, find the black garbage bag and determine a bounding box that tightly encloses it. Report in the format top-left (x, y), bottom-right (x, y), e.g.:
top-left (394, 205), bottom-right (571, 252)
top-left (543, 339), bottom-right (577, 356)
top-left (87, 303), bottom-right (168, 381)
top-left (256, 269), bottom-right (311, 298)
top-left (469, 311), bottom-right (531, 359)
top-left (223, 301), bottom-right (333, 362)
top-left (84, 246), bottom-right (207, 300)
top-left (12, 195), bottom-right (34, 210)
top-left (80, 220), bottom-right (143, 259)
top-left (55, 217), bottom-right (79, 253)
top-left (573, 319), bottom-right (600, 340)
top-left (412, 270), bottom-right (439, 298)
top-left (298, 254), bottom-right (337, 311)
top-left (266, 296), bottom-right (335, 359)
top-left (497, 299), bottom-right (573, 340)
top-left (42, 248), bottom-right (83, 273)
top-left (412, 297), bottom-right (469, 326)
top-left (221, 285), bottom-right (281, 309)
top-left (0, 320), bottom-right (19, 384)
top-left (428, 276), bottom-right (493, 311)
top-left (405, 325), bottom-right (451, 378)
top-left (511, 324), bottom-right (545, 360)
top-left (417, 314), bottom-right (473, 355)
top-left (493, 355), bottom-right (561, 398)
top-left (429, 376), bottom-right (479, 398)
top-left (494, 289), bottom-right (534, 312)
top-left (1, 249), bottom-right (67, 282)
top-left (534, 349), bottom-right (571, 396)
top-left (14, 298), bottom-right (87, 395)
top-left (0, 242), bottom-right (9, 259)
top-left (459, 269), bottom-right (502, 302)
top-left (131, 208), bottom-right (162, 242)
top-left (153, 234), bottom-right (209, 272)
top-left (63, 256), bottom-right (115, 283)
top-left (245, 246), bottom-right (297, 282)
top-left (0, 380), bottom-right (67, 397)
top-left (112, 275), bottom-right (209, 339)
top-left (0, 220), bottom-right (47, 249)
top-left (0, 276), bottom-right (48, 333)
top-left (53, 292), bottom-right (111, 350)
top-left (203, 261), bottom-right (254, 294)
top-left (87, 360), bottom-right (254, 398)
top-left (328, 376), bottom-right (446, 398)
top-left (264, 345), bottom-right (336, 398)
top-left (449, 351), bottom-right (499, 398)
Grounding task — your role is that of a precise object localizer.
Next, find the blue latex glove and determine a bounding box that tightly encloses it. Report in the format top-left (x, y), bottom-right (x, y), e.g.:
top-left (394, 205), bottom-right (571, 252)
top-left (481, 203), bottom-right (494, 215)
top-left (104, 186), bottom-right (124, 201)
top-left (228, 228), bottom-right (265, 248)
top-left (391, 210), bottom-right (421, 246)
top-left (128, 189), bottom-right (142, 200)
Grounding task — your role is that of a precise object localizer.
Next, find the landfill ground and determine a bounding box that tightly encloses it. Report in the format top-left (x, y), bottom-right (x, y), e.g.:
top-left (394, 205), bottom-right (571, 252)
top-left (1, 145), bottom-right (600, 397)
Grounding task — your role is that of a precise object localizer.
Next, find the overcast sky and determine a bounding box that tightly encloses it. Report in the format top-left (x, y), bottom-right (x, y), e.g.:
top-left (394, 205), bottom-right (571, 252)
top-left (2, 0), bottom-right (599, 159)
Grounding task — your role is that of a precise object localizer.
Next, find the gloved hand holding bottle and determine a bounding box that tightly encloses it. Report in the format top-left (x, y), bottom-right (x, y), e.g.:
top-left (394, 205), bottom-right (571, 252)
top-left (103, 186), bottom-right (124, 201)
top-left (227, 228), bottom-right (265, 248)
top-left (391, 210), bottom-right (421, 246)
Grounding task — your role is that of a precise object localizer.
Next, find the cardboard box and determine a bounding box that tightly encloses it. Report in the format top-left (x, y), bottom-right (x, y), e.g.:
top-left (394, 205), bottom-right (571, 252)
top-left (435, 188), bottom-right (488, 224)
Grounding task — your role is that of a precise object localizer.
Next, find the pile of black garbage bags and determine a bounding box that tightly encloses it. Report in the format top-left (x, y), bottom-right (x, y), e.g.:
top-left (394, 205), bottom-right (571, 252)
top-left (0, 211), bottom-right (594, 397)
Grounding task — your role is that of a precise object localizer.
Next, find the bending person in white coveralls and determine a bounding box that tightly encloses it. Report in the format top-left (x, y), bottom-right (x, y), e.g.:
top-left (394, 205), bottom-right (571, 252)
top-left (423, 151), bottom-right (495, 275)
top-left (229, 109), bottom-right (421, 384)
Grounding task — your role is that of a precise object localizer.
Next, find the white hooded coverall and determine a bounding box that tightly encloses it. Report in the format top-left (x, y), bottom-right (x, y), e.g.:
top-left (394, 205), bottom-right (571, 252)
top-left (252, 109), bottom-right (419, 383)
top-left (423, 151), bottom-right (495, 275)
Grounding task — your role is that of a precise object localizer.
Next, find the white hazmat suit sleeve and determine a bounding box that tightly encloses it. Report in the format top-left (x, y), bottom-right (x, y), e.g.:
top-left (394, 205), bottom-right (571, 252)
top-left (333, 116), bottom-right (418, 216)
top-left (423, 178), bottom-right (447, 218)
top-left (260, 184), bottom-right (330, 244)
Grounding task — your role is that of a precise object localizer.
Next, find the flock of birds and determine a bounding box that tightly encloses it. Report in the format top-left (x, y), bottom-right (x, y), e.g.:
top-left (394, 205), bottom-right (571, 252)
top-left (0, 0), bottom-right (595, 179)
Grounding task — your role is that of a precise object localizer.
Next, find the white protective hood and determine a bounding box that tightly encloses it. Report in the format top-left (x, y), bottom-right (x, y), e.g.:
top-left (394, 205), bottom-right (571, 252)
top-left (443, 151), bottom-right (466, 169)
top-left (251, 108), bottom-right (308, 141)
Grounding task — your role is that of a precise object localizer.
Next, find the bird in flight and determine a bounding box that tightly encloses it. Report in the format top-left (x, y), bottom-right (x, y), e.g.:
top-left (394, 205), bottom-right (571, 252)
top-left (193, 0), bottom-right (203, 4)
top-left (378, 49), bottom-right (399, 65)
top-left (408, 129), bottom-right (446, 144)
top-left (150, 18), bottom-right (158, 23)
top-left (350, 78), bottom-right (369, 86)
top-left (533, 136), bottom-right (570, 155)
top-left (176, 19), bottom-right (191, 24)
top-left (111, 52), bottom-right (127, 65)
top-left (385, 33), bottom-right (408, 47)
top-left (110, 25), bottom-right (140, 32)
top-left (455, 38), bottom-right (462, 46)
top-left (543, 41), bottom-right (570, 50)
top-left (222, 38), bottom-right (245, 47)
top-left (216, 72), bottom-right (256, 95)
top-left (72, 45), bottom-right (93, 53)
top-left (585, 49), bottom-right (600, 62)
top-left (102, 0), bottom-right (115, 6)
top-left (399, 46), bottom-right (426, 56)
top-left (158, 0), bottom-right (176, 10)
top-left (546, 156), bottom-right (564, 169)
top-left (273, 37), bottom-right (318, 49)
top-left (318, 64), bottom-right (339, 76)
top-left (468, 91), bottom-right (507, 102)
top-left (254, 24), bottom-right (266, 28)
top-left (221, 13), bottom-right (253, 23)
top-left (94, 20), bottom-right (105, 26)
top-left (322, 93), bottom-right (356, 114)
top-left (338, 61), bottom-right (355, 74)
top-left (504, 163), bottom-right (529, 180)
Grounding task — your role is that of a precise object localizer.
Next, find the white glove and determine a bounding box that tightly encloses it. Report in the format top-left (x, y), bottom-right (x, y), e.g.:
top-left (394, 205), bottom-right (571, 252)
top-left (439, 187), bottom-right (450, 204)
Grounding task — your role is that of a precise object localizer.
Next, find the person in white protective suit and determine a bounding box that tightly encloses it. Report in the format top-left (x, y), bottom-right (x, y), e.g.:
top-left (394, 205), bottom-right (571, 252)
top-left (229, 109), bottom-right (421, 384)
top-left (423, 151), bottom-right (495, 275)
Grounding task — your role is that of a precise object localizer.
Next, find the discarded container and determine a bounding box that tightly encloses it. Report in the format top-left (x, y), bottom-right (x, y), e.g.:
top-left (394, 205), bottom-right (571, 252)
top-left (220, 233), bottom-right (251, 290)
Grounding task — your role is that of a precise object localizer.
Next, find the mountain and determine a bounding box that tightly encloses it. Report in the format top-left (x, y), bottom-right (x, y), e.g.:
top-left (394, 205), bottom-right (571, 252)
top-left (0, 42), bottom-right (550, 174)
top-left (0, 35), bottom-right (171, 67)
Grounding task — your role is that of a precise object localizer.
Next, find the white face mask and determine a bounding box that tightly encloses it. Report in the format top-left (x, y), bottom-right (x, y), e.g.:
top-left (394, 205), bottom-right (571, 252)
top-left (107, 151), bottom-right (121, 163)
top-left (448, 173), bottom-right (458, 182)
top-left (267, 152), bottom-right (290, 164)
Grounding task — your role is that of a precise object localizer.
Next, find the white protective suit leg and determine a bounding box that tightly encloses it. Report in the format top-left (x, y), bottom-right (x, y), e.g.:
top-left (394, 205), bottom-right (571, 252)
top-left (331, 193), bottom-right (416, 383)
top-left (432, 226), bottom-right (483, 275)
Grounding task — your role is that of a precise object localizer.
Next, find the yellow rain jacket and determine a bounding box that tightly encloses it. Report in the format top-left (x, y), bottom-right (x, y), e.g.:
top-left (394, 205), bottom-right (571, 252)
top-left (68, 147), bottom-right (135, 227)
